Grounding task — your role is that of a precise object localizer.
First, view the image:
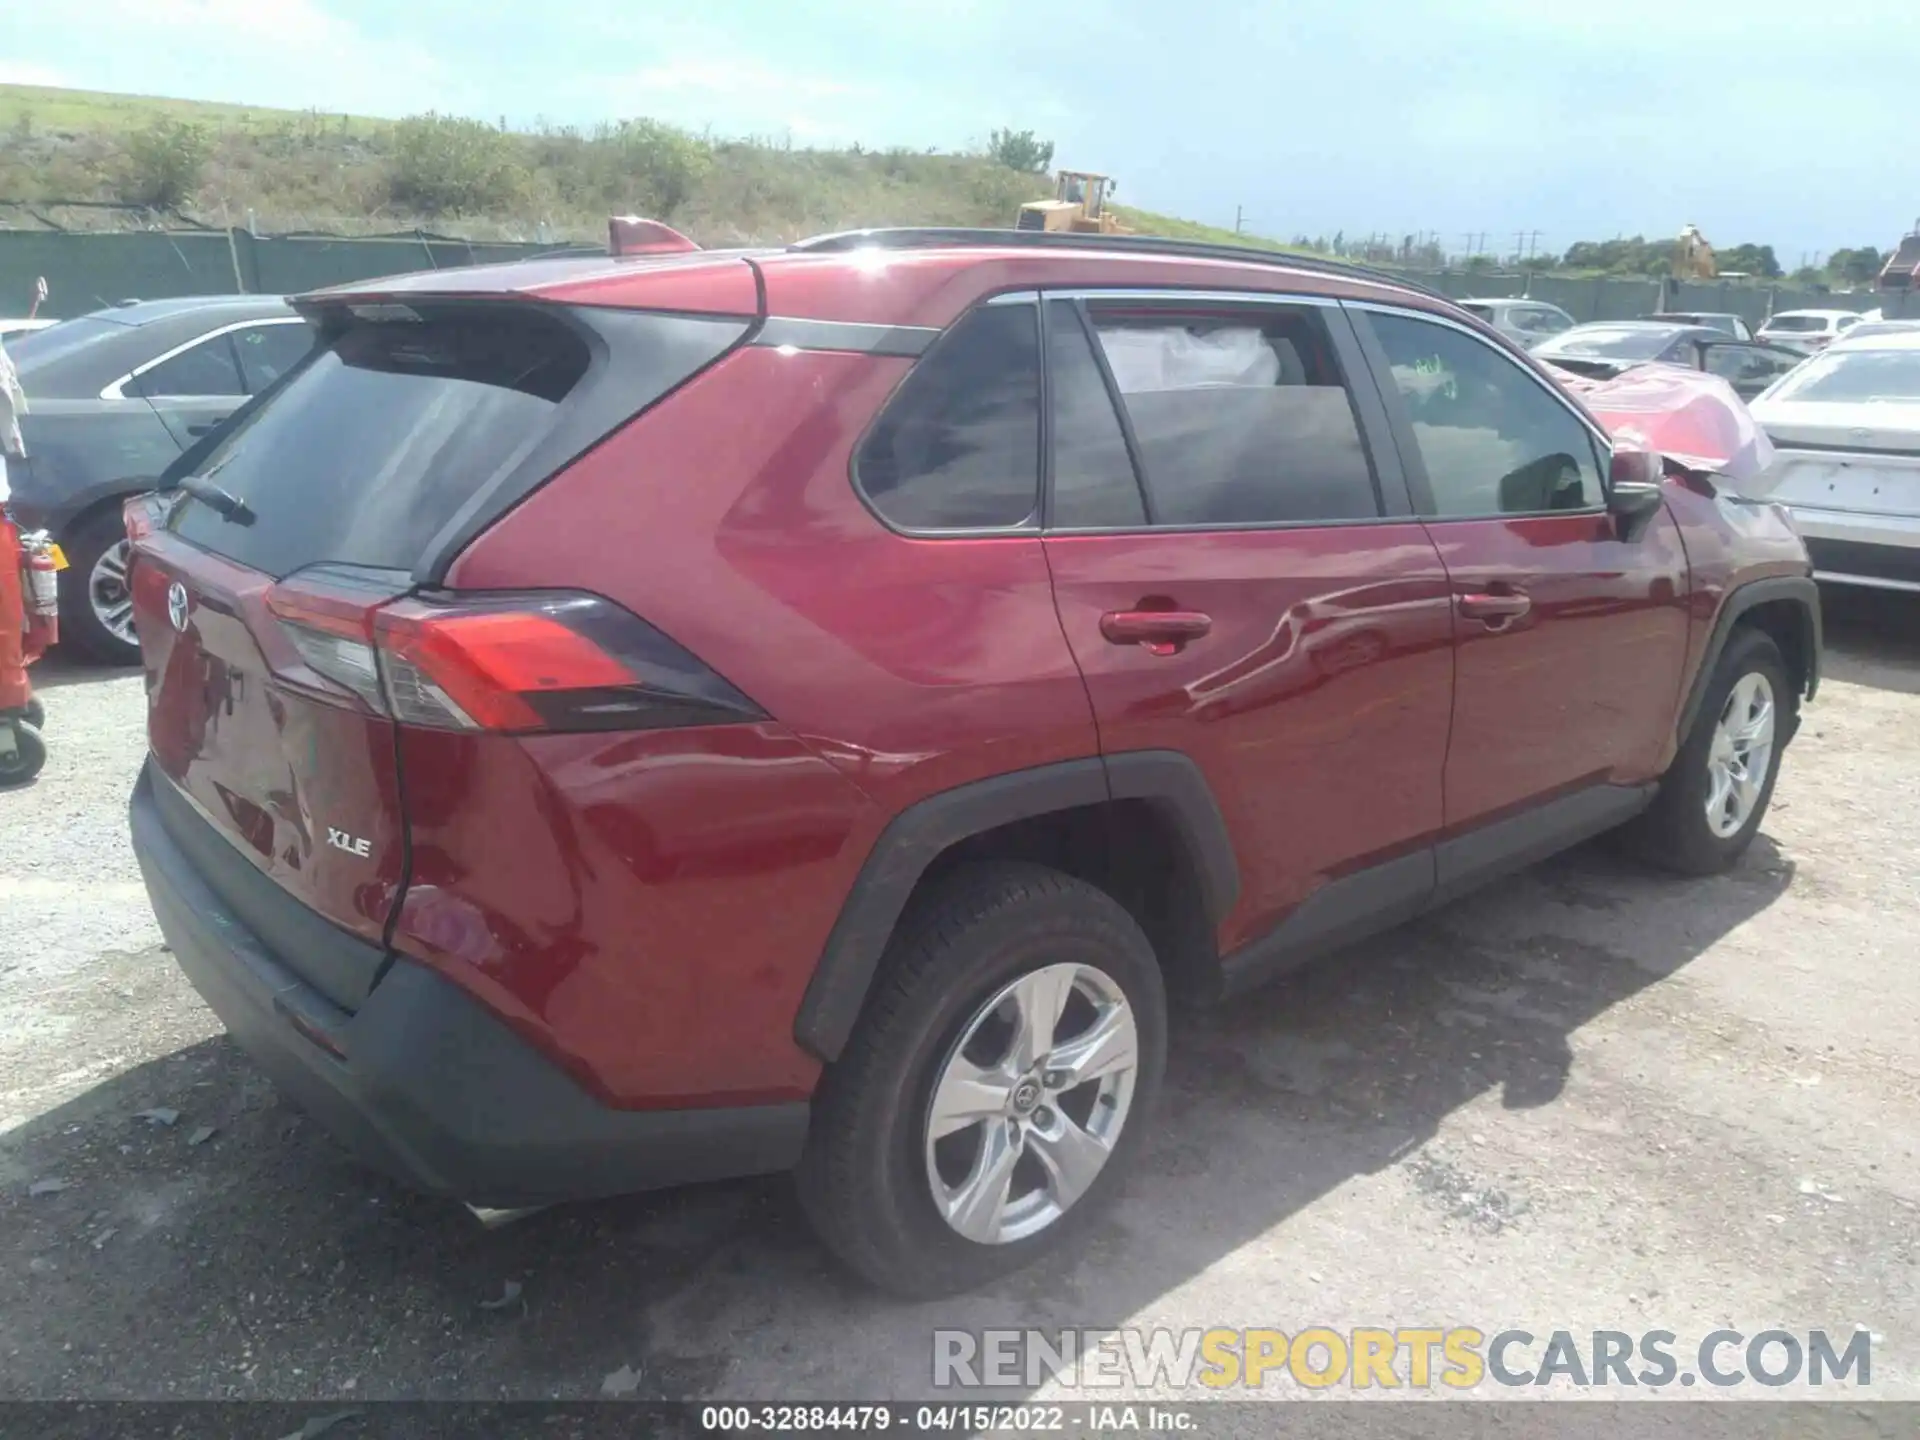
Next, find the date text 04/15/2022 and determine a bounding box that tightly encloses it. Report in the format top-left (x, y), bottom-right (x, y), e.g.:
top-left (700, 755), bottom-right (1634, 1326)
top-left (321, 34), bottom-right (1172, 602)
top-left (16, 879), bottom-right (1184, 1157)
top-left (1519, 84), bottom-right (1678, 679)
top-left (698, 1404), bottom-right (1197, 1432)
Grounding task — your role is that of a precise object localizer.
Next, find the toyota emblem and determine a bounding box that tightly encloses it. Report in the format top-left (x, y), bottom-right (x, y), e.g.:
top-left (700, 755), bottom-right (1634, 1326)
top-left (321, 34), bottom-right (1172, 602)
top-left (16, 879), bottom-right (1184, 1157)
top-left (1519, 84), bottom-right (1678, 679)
top-left (167, 581), bottom-right (189, 633)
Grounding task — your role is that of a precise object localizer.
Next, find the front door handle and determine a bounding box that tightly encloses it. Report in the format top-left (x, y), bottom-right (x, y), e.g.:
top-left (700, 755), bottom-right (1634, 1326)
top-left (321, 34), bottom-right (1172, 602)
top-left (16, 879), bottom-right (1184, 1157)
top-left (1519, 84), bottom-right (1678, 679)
top-left (186, 422), bottom-right (219, 436)
top-left (1100, 609), bottom-right (1212, 656)
top-left (1458, 590), bottom-right (1532, 627)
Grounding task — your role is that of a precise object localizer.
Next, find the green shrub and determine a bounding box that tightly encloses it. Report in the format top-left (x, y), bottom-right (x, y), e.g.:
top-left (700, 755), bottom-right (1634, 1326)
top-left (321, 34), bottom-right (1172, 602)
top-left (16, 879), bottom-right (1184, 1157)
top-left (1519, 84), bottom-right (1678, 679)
top-left (387, 113), bottom-right (528, 214)
top-left (600, 119), bottom-right (712, 217)
top-left (119, 117), bottom-right (211, 209)
top-left (987, 128), bottom-right (1053, 173)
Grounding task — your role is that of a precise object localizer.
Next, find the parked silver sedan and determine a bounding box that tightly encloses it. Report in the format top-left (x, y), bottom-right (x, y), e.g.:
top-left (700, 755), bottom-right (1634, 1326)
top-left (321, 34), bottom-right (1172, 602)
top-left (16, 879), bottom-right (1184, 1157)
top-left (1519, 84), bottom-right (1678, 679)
top-left (1746, 330), bottom-right (1920, 592)
top-left (1458, 297), bottom-right (1576, 346)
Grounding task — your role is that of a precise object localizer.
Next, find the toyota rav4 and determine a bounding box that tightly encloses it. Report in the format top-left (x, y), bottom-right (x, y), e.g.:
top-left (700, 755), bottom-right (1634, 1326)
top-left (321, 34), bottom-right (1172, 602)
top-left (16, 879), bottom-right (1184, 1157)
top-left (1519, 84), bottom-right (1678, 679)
top-left (127, 227), bottom-right (1820, 1297)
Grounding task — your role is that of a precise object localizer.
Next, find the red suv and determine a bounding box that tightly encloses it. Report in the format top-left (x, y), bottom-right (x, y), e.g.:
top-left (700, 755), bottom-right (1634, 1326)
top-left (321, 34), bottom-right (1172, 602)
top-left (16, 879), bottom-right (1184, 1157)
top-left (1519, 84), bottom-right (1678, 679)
top-left (127, 229), bottom-right (1820, 1297)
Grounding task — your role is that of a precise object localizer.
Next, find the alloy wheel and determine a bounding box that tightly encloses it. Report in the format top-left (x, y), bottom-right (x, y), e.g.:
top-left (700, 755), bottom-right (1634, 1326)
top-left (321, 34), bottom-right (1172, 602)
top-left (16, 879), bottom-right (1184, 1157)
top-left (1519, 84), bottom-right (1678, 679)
top-left (89, 538), bottom-right (138, 647)
top-left (1705, 671), bottom-right (1775, 838)
top-left (923, 962), bottom-right (1138, 1246)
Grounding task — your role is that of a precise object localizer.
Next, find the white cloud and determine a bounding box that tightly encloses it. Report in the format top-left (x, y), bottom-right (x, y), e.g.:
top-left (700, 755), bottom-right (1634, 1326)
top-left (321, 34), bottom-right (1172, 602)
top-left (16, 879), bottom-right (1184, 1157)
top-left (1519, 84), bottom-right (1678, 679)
top-left (5, 0), bottom-right (460, 117)
top-left (0, 61), bottom-right (70, 87)
top-left (630, 57), bottom-right (870, 103)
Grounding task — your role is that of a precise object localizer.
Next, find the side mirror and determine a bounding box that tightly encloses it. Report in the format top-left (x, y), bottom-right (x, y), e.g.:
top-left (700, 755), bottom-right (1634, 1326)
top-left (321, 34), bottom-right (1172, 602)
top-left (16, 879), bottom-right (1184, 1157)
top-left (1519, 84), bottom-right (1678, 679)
top-left (1607, 449), bottom-right (1665, 540)
top-left (1609, 448), bottom-right (1663, 488)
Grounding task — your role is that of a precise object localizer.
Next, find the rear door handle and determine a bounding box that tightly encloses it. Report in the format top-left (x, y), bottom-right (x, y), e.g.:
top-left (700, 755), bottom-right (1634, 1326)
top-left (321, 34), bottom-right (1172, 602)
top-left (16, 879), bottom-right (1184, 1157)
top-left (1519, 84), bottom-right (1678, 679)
top-left (1100, 609), bottom-right (1212, 656)
top-left (186, 422), bottom-right (219, 436)
top-left (1457, 591), bottom-right (1532, 626)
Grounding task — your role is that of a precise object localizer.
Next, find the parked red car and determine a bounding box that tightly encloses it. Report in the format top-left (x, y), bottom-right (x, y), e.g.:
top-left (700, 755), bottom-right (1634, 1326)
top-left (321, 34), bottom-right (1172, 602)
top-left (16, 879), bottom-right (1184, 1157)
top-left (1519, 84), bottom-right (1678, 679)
top-left (127, 228), bottom-right (1820, 1297)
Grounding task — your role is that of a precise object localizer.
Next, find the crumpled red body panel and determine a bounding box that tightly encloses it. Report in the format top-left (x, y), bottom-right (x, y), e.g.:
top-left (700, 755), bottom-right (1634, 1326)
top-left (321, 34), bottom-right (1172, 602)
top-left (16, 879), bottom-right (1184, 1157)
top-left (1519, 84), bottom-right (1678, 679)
top-left (1544, 362), bottom-right (1774, 485)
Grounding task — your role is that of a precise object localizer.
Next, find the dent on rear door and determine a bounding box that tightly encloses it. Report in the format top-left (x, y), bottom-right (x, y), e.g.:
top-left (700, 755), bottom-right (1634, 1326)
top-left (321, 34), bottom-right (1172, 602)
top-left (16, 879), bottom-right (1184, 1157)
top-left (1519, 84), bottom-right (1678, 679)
top-left (1037, 292), bottom-right (1455, 950)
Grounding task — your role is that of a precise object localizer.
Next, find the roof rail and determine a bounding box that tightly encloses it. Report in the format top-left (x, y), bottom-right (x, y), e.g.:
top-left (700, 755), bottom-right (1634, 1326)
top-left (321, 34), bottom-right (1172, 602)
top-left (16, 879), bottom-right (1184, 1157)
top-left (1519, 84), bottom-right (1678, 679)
top-left (786, 227), bottom-right (1449, 302)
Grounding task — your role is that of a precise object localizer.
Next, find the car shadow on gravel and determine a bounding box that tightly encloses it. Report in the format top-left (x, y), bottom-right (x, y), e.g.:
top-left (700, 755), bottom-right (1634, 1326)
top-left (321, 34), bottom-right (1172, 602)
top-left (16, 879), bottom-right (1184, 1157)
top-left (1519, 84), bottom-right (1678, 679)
top-left (0, 837), bottom-right (1797, 1401)
top-left (1820, 585), bottom-right (1920, 695)
top-left (23, 650), bottom-right (138, 692)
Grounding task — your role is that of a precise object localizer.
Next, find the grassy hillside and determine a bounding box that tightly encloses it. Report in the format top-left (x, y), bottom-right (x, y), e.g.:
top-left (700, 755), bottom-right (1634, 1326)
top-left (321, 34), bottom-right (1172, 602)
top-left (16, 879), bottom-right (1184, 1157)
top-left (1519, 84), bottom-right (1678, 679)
top-left (0, 83), bottom-right (388, 137)
top-left (0, 82), bottom-right (1287, 251)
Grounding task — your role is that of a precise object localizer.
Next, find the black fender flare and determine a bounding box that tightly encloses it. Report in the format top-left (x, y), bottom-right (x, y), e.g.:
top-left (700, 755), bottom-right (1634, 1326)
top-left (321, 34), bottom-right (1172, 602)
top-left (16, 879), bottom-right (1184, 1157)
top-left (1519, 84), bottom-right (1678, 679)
top-left (1676, 574), bottom-right (1822, 744)
top-left (792, 751), bottom-right (1238, 1062)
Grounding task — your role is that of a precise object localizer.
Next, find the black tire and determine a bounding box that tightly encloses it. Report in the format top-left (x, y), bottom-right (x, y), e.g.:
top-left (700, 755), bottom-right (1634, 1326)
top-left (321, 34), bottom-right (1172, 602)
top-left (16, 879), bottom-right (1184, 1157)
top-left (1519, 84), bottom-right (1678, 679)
top-left (0, 721), bottom-right (47, 788)
top-left (797, 861), bottom-right (1167, 1298)
top-left (57, 506), bottom-right (141, 666)
top-left (1626, 627), bottom-right (1791, 875)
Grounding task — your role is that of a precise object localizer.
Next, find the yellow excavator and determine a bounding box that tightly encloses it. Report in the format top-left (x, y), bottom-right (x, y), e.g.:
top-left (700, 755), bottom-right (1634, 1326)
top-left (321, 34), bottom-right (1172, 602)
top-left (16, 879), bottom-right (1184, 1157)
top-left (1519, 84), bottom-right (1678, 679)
top-left (1017, 171), bottom-right (1134, 234)
top-left (1879, 219), bottom-right (1920, 299)
top-left (1674, 223), bottom-right (1717, 280)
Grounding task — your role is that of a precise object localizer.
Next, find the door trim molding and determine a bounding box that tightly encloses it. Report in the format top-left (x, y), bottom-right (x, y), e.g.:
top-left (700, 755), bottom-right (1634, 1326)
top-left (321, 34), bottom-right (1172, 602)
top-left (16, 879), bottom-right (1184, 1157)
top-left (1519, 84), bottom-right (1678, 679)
top-left (1217, 781), bottom-right (1654, 997)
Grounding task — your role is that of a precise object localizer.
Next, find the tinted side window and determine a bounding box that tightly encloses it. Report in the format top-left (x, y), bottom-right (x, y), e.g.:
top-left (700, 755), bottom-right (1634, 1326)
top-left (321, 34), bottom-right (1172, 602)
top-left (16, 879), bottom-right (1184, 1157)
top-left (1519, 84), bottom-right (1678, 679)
top-left (135, 333), bottom-right (244, 398)
top-left (1529, 307), bottom-right (1572, 337)
top-left (856, 304), bottom-right (1040, 530)
top-left (1700, 344), bottom-right (1749, 383)
top-left (1368, 310), bottom-right (1603, 517)
top-left (1087, 301), bottom-right (1380, 526)
top-left (1705, 345), bottom-right (1802, 387)
top-left (1046, 300), bottom-right (1145, 528)
top-left (235, 322), bottom-right (313, 394)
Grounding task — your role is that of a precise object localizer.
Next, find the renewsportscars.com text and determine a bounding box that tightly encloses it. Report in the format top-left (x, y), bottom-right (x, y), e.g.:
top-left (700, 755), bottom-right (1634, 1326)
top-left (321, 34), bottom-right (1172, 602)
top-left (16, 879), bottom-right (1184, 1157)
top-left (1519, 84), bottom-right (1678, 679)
top-left (932, 1327), bottom-right (1873, 1392)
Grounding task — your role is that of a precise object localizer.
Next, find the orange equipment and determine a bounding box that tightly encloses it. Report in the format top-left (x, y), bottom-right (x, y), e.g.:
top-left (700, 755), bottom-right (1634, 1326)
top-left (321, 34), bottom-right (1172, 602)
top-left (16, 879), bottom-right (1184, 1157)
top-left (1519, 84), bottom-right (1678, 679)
top-left (1, 514), bottom-right (61, 785)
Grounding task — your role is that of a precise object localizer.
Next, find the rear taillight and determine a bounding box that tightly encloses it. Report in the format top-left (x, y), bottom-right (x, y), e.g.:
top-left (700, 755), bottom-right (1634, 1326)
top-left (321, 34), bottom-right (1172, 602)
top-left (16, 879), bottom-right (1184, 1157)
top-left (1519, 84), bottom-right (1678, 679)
top-left (265, 567), bottom-right (763, 734)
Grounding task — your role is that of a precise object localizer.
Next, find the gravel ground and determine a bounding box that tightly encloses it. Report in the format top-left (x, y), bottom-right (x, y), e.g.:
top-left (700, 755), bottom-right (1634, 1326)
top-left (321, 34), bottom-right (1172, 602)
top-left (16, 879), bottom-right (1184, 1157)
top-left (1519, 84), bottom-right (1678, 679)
top-left (2, 587), bottom-right (1918, 1408)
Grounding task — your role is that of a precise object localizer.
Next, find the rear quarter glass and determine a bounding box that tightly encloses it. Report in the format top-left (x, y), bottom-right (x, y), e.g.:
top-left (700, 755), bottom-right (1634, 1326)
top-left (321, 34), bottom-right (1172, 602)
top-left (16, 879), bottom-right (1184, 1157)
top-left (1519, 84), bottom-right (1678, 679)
top-left (166, 302), bottom-right (749, 579)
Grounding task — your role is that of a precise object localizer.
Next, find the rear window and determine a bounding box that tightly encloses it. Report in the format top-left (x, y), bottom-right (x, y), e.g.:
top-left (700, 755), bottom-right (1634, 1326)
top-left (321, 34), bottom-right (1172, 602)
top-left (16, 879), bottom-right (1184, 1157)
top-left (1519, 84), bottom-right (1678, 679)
top-left (168, 303), bottom-right (738, 577)
top-left (1772, 349), bottom-right (1920, 403)
top-left (1461, 303), bottom-right (1494, 320)
top-left (5, 316), bottom-right (127, 372)
top-left (1765, 314), bottom-right (1829, 333)
top-left (1535, 327), bottom-right (1679, 360)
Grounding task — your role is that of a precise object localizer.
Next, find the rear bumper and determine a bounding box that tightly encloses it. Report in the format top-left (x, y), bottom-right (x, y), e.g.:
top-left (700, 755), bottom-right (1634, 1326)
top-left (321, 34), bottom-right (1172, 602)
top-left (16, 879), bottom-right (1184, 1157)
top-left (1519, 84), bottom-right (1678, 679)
top-left (1797, 519), bottom-right (1920, 594)
top-left (130, 765), bottom-right (809, 1208)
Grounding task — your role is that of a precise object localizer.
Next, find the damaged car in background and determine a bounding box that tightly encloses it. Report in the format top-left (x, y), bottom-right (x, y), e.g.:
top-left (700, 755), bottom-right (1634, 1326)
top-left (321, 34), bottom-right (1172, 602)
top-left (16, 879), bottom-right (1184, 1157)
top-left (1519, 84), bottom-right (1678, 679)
top-left (1532, 321), bottom-right (1806, 401)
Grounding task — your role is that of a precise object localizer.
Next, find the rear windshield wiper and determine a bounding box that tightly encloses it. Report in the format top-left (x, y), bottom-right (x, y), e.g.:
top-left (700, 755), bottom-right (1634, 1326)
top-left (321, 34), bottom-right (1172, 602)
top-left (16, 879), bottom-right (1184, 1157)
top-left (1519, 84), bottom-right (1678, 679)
top-left (176, 475), bottom-right (257, 527)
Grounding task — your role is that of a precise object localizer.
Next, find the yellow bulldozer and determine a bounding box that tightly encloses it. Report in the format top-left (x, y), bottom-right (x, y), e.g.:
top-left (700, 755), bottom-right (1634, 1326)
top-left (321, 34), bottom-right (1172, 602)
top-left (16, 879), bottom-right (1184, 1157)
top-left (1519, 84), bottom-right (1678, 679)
top-left (1017, 170), bottom-right (1134, 234)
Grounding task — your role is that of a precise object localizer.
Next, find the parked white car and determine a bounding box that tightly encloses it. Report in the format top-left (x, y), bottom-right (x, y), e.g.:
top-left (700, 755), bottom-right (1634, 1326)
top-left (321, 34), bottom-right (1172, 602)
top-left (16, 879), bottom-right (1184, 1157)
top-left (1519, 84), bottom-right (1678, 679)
top-left (1458, 298), bottom-right (1576, 346)
top-left (1829, 318), bottom-right (1920, 346)
top-left (0, 318), bottom-right (55, 341)
top-left (1746, 330), bottom-right (1920, 592)
top-left (1756, 309), bottom-right (1867, 355)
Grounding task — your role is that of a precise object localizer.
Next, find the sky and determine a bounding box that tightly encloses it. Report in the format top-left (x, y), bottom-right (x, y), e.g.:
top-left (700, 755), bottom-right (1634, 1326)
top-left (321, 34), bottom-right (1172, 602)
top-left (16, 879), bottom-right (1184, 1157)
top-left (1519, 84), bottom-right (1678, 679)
top-left (0, 0), bottom-right (1911, 262)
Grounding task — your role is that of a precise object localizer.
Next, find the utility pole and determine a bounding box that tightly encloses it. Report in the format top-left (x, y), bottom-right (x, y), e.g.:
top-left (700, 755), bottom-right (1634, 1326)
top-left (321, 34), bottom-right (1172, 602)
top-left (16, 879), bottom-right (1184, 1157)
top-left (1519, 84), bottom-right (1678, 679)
top-left (1235, 205), bottom-right (1245, 235)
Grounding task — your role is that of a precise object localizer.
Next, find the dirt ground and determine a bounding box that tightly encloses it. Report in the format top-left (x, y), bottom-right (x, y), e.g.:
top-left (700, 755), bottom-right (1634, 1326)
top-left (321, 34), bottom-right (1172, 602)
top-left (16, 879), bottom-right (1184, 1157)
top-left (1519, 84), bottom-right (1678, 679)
top-left (2, 587), bottom-right (1917, 1407)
